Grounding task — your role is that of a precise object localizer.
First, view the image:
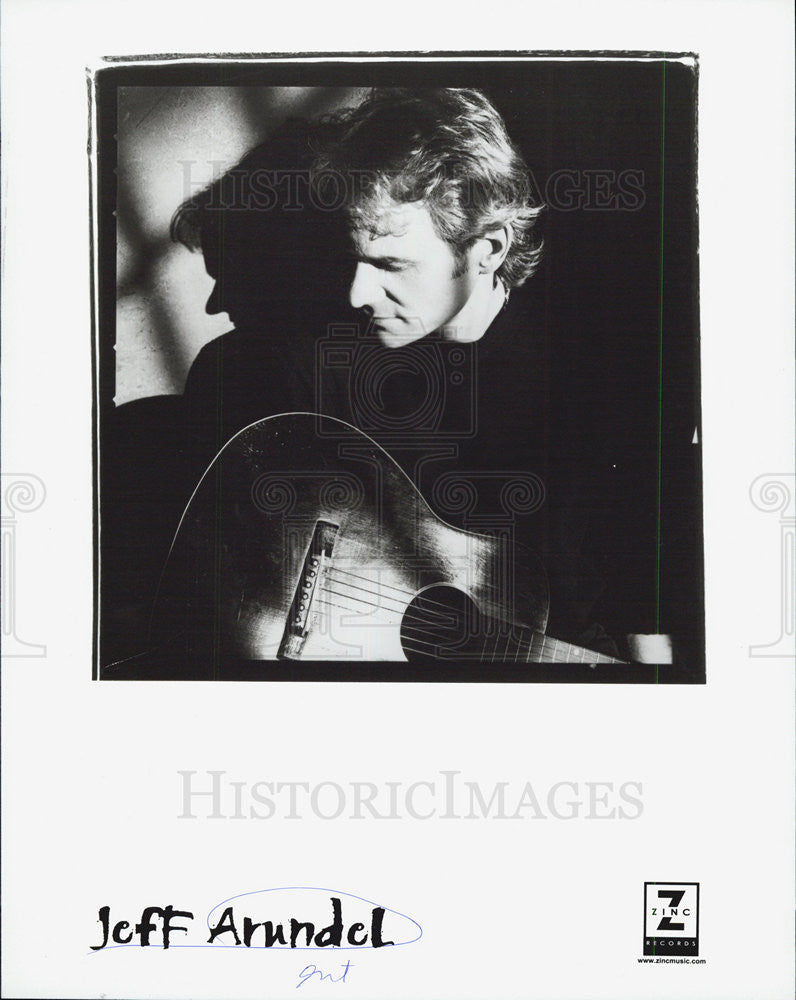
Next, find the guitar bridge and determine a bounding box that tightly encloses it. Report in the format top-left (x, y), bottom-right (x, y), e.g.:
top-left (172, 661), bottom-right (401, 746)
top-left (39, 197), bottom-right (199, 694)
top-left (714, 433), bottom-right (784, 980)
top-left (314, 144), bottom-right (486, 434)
top-left (277, 520), bottom-right (339, 659)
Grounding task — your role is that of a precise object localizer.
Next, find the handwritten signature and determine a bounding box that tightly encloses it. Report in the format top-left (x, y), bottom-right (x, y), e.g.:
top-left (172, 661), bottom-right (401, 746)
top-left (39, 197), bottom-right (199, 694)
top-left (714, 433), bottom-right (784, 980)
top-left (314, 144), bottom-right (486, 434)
top-left (297, 960), bottom-right (353, 989)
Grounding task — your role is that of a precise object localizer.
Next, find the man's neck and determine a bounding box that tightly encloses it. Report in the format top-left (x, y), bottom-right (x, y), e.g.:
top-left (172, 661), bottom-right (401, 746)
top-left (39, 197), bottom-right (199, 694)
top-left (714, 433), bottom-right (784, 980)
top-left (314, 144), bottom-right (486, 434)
top-left (439, 276), bottom-right (506, 343)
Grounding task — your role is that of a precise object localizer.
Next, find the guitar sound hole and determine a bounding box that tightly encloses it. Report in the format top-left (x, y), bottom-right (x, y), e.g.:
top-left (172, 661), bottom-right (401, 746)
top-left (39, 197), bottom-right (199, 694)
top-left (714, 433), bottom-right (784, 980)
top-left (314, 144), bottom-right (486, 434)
top-left (400, 586), bottom-right (486, 663)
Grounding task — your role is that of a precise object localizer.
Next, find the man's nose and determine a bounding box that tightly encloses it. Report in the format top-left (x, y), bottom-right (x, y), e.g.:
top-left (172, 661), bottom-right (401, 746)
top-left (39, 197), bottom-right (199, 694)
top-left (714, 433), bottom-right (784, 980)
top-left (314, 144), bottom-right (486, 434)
top-left (348, 262), bottom-right (381, 311)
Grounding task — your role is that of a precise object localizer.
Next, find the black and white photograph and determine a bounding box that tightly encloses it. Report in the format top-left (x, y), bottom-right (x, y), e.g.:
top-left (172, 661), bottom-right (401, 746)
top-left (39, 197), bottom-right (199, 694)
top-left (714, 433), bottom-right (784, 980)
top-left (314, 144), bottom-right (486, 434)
top-left (1, 3), bottom-right (793, 998)
top-left (96, 57), bottom-right (703, 681)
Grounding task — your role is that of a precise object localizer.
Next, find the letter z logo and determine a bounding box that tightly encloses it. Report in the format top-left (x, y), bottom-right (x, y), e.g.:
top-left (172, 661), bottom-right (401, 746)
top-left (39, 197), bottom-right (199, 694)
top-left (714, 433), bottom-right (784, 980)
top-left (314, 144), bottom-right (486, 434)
top-left (655, 889), bottom-right (685, 930)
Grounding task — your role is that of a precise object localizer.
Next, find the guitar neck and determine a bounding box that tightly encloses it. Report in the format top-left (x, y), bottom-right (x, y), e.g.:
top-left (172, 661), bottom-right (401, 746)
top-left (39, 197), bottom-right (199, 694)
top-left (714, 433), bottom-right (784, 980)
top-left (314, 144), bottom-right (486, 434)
top-left (477, 624), bottom-right (625, 664)
top-left (400, 586), bottom-right (626, 665)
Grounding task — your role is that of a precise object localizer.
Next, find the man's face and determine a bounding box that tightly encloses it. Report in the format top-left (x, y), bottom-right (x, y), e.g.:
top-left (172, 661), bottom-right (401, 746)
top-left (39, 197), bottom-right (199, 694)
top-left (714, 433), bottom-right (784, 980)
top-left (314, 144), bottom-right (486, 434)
top-left (347, 202), bottom-right (478, 348)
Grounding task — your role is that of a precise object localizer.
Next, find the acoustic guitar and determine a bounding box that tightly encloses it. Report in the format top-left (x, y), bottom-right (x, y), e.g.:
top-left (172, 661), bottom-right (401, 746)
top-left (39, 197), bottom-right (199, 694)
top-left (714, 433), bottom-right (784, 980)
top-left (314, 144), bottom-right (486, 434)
top-left (150, 413), bottom-right (625, 665)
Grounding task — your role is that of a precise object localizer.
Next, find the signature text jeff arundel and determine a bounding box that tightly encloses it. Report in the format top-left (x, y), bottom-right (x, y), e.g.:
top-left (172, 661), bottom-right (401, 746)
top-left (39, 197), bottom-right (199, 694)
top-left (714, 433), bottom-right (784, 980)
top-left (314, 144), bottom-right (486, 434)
top-left (91, 896), bottom-right (394, 950)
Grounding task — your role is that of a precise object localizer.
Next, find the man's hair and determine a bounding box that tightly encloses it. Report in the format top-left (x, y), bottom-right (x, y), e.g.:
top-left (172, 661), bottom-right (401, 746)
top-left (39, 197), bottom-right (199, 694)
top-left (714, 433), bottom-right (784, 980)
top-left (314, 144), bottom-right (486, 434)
top-left (310, 88), bottom-right (544, 287)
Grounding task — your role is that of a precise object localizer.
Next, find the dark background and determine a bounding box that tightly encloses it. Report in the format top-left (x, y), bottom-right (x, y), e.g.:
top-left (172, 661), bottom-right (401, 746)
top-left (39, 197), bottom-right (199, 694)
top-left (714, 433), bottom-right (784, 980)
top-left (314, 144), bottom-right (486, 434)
top-left (95, 56), bottom-right (702, 680)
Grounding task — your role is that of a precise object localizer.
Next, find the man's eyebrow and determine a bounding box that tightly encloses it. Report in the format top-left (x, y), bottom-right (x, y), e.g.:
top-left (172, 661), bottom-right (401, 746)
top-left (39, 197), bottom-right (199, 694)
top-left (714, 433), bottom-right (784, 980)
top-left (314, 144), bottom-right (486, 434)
top-left (348, 251), bottom-right (413, 266)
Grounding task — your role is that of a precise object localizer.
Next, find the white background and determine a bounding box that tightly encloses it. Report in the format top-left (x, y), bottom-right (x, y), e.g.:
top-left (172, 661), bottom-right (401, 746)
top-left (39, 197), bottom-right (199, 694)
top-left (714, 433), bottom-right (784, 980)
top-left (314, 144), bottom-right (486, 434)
top-left (1, 2), bottom-right (794, 998)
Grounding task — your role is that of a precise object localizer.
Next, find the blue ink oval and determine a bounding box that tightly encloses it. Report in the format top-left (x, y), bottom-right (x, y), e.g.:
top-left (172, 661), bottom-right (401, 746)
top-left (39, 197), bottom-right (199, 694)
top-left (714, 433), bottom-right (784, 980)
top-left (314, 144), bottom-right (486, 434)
top-left (205, 886), bottom-right (423, 950)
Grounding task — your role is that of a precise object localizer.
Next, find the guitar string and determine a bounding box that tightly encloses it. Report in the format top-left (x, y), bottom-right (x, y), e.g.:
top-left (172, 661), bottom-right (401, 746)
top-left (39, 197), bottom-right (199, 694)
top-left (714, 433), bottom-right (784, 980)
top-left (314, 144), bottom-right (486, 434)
top-left (315, 599), bottom-right (468, 655)
top-left (323, 567), bottom-right (465, 614)
top-left (324, 584), bottom-right (528, 647)
top-left (320, 580), bottom-right (472, 625)
top-left (320, 570), bottom-right (592, 660)
top-left (318, 600), bottom-right (483, 662)
top-left (319, 588), bottom-right (466, 633)
top-left (323, 569), bottom-right (526, 632)
top-left (320, 582), bottom-right (488, 631)
top-left (326, 565), bottom-right (525, 612)
top-left (323, 568), bottom-right (560, 651)
top-left (318, 587), bottom-right (486, 635)
top-left (316, 592), bottom-right (544, 661)
top-left (315, 595), bottom-right (613, 663)
top-left (316, 581), bottom-right (618, 663)
top-left (319, 587), bottom-right (600, 662)
top-left (322, 567), bottom-right (418, 600)
top-left (321, 578), bottom-right (440, 616)
top-left (321, 584), bottom-right (454, 625)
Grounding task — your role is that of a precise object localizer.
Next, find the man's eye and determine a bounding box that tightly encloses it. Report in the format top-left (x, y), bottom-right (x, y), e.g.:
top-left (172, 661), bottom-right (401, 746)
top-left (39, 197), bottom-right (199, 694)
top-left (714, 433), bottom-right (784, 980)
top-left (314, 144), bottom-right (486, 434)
top-left (348, 256), bottom-right (407, 273)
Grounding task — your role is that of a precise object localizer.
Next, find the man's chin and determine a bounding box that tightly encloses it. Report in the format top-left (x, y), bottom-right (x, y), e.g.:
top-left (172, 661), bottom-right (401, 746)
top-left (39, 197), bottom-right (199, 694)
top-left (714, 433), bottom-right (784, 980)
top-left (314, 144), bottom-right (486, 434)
top-left (373, 320), bottom-right (429, 349)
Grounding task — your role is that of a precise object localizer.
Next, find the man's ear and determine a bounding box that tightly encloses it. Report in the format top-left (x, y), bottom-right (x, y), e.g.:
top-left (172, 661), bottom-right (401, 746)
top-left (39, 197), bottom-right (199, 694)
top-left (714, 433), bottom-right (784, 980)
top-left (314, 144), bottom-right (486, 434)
top-left (476, 224), bottom-right (512, 275)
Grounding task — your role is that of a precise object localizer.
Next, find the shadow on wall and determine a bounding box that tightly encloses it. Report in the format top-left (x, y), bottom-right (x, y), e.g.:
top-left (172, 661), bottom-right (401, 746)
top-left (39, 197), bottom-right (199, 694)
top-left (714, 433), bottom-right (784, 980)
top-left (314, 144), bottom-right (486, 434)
top-left (115, 85), bottom-right (365, 405)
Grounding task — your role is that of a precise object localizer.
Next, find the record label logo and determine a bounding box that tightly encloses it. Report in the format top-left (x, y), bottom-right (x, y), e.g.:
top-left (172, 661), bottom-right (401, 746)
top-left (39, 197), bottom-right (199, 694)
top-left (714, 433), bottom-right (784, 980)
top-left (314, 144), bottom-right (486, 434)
top-left (643, 882), bottom-right (699, 956)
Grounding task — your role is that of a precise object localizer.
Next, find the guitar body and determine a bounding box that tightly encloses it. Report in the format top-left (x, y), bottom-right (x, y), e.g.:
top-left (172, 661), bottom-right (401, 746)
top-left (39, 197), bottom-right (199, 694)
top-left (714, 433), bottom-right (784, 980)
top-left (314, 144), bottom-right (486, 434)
top-left (152, 413), bottom-right (550, 662)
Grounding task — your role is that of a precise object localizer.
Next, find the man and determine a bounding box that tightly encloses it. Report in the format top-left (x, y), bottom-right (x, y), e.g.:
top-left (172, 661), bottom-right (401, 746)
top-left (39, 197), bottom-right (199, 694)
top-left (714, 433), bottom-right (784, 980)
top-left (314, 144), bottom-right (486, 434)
top-left (173, 87), bottom-right (617, 660)
top-left (303, 88), bottom-right (617, 655)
